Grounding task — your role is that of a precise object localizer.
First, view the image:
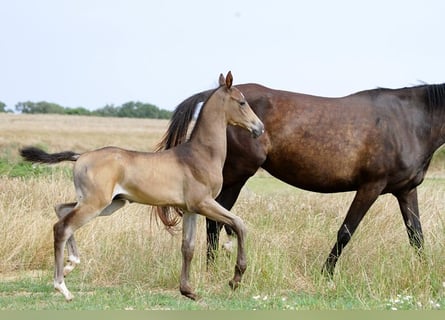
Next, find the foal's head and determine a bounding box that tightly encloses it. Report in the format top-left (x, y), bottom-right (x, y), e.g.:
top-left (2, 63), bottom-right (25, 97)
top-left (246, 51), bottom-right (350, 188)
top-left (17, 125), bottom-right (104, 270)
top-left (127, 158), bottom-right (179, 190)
top-left (218, 71), bottom-right (264, 138)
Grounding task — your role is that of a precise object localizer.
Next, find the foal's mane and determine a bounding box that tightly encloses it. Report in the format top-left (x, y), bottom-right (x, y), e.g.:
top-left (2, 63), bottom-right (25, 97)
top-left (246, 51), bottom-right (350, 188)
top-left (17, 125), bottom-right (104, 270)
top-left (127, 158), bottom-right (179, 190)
top-left (155, 87), bottom-right (217, 152)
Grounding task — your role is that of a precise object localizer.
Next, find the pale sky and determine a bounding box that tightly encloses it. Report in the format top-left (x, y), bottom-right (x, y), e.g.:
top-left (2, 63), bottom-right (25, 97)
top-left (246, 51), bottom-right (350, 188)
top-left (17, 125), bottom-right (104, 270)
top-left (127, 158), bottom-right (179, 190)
top-left (1, 0), bottom-right (445, 111)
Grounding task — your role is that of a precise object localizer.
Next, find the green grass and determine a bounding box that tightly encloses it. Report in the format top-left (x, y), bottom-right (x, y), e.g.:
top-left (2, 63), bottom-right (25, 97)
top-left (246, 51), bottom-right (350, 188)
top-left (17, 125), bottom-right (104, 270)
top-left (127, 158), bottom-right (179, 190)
top-left (0, 158), bottom-right (55, 178)
top-left (0, 144), bottom-right (71, 178)
top-left (2, 273), bottom-right (443, 310)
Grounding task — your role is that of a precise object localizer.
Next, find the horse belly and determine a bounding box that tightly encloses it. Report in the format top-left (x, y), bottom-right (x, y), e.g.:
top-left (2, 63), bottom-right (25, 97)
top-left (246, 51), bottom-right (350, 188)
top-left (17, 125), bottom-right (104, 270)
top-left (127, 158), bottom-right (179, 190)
top-left (263, 152), bottom-right (361, 193)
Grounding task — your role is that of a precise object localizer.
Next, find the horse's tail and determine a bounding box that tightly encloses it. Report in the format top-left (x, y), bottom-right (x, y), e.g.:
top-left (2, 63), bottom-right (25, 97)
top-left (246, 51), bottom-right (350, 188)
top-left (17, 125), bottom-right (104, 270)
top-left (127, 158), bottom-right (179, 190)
top-left (153, 88), bottom-right (216, 227)
top-left (20, 146), bottom-right (80, 164)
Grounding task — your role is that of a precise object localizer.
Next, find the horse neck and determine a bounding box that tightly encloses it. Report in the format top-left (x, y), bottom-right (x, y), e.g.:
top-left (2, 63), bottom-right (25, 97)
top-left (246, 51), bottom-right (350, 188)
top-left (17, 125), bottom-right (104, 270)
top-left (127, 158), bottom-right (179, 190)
top-left (432, 112), bottom-right (445, 151)
top-left (188, 90), bottom-right (228, 167)
top-left (423, 85), bottom-right (445, 150)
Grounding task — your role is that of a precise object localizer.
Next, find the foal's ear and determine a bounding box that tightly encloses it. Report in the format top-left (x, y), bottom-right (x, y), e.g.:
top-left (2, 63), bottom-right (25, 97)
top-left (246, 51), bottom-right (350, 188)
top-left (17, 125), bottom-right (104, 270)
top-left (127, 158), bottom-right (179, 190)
top-left (219, 73), bottom-right (225, 87)
top-left (225, 71), bottom-right (233, 89)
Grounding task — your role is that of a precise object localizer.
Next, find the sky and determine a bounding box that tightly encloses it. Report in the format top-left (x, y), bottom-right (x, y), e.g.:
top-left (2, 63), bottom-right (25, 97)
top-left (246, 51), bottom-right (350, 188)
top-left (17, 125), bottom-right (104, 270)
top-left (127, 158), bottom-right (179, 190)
top-left (1, 0), bottom-right (445, 111)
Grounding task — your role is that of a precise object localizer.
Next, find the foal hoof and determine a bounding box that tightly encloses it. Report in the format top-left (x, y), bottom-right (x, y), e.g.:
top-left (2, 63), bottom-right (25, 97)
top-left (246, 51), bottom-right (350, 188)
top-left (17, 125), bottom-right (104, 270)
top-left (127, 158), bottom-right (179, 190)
top-left (221, 240), bottom-right (234, 254)
top-left (54, 282), bottom-right (74, 302)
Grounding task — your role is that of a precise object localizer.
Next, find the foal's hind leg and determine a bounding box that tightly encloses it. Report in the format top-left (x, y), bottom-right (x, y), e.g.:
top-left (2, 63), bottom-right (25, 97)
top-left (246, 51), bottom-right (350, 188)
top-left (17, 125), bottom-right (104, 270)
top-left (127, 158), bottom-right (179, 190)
top-left (395, 188), bottom-right (424, 251)
top-left (53, 200), bottom-right (126, 301)
top-left (55, 203), bottom-right (80, 276)
top-left (53, 202), bottom-right (105, 301)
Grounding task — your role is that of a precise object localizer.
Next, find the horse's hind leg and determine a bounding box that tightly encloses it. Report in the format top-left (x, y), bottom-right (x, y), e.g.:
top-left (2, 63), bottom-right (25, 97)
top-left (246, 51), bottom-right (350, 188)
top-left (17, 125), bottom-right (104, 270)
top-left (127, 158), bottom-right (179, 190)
top-left (322, 183), bottom-right (384, 276)
top-left (395, 188), bottom-right (424, 251)
top-left (55, 203), bottom-right (80, 276)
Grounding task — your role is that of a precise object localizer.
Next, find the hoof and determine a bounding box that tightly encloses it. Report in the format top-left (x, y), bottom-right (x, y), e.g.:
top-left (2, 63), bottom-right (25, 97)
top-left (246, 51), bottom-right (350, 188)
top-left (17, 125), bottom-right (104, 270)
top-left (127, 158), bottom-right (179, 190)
top-left (54, 281), bottom-right (74, 301)
top-left (221, 240), bottom-right (234, 254)
top-left (63, 255), bottom-right (80, 277)
top-left (180, 286), bottom-right (199, 301)
top-left (181, 291), bottom-right (199, 301)
top-left (63, 265), bottom-right (75, 277)
top-left (229, 279), bottom-right (240, 290)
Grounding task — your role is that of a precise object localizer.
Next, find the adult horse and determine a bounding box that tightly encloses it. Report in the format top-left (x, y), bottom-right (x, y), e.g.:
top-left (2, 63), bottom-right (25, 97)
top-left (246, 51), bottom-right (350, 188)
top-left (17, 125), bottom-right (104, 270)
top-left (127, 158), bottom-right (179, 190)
top-left (157, 82), bottom-right (445, 276)
top-left (20, 72), bottom-right (264, 301)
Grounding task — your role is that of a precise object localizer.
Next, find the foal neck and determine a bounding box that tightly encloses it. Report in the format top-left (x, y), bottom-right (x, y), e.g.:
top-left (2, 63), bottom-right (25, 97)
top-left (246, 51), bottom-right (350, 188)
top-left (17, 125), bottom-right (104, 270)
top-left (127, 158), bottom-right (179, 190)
top-left (188, 88), bottom-right (228, 165)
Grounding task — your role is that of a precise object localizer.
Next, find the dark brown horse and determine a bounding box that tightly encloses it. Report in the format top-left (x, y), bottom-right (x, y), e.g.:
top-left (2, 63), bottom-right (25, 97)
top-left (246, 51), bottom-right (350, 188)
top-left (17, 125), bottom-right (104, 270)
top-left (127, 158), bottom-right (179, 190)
top-left (157, 82), bottom-right (445, 276)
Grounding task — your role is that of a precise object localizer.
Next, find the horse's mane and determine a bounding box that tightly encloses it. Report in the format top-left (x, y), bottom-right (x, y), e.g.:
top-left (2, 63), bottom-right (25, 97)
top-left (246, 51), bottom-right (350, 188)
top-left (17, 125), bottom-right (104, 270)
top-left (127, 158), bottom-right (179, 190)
top-left (424, 83), bottom-right (445, 111)
top-left (152, 86), bottom-right (218, 230)
top-left (355, 83), bottom-right (445, 112)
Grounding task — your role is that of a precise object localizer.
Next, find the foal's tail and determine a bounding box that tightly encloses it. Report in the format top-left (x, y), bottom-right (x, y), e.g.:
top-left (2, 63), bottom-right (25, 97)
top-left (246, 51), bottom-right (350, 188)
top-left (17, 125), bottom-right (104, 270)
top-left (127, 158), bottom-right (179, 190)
top-left (20, 146), bottom-right (80, 164)
top-left (153, 88), bottom-right (215, 225)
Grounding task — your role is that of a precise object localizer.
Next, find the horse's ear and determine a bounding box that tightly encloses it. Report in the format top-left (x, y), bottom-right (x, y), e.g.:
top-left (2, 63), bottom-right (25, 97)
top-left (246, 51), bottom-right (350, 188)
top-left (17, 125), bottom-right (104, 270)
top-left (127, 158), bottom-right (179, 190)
top-left (225, 71), bottom-right (233, 89)
top-left (219, 73), bottom-right (225, 87)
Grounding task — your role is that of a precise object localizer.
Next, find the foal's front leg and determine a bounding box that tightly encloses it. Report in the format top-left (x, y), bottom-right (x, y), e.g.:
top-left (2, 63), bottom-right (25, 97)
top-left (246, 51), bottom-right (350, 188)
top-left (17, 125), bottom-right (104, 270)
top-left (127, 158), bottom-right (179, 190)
top-left (198, 199), bottom-right (247, 290)
top-left (179, 212), bottom-right (198, 300)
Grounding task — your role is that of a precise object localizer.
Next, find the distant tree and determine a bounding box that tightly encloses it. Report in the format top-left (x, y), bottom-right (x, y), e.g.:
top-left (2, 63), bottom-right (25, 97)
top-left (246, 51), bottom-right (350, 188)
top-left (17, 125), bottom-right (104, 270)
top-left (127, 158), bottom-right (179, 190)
top-left (94, 104), bottom-right (119, 117)
top-left (157, 109), bottom-right (172, 119)
top-left (12, 100), bottom-right (171, 119)
top-left (64, 107), bottom-right (91, 115)
top-left (95, 101), bottom-right (171, 119)
top-left (15, 101), bottom-right (65, 114)
top-left (0, 101), bottom-right (7, 112)
top-left (117, 101), bottom-right (162, 118)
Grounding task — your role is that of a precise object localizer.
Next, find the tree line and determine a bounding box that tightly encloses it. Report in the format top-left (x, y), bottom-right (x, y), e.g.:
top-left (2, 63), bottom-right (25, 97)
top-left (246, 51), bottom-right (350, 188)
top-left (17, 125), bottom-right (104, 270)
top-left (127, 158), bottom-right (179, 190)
top-left (0, 100), bottom-right (172, 119)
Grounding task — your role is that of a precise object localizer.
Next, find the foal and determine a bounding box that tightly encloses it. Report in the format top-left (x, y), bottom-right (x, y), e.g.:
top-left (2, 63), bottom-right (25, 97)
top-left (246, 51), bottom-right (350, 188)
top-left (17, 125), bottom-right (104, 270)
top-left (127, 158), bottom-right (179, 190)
top-left (20, 71), bottom-right (264, 301)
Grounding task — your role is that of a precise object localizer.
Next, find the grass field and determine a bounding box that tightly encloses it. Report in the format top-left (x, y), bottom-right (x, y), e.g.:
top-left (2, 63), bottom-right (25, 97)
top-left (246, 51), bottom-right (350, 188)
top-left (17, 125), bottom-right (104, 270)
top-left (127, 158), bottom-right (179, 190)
top-left (1, 113), bottom-right (445, 310)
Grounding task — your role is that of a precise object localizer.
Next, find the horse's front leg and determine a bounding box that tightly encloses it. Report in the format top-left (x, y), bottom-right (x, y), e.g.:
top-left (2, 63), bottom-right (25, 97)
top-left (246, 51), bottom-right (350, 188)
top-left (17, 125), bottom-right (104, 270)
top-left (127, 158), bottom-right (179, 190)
top-left (179, 212), bottom-right (198, 300)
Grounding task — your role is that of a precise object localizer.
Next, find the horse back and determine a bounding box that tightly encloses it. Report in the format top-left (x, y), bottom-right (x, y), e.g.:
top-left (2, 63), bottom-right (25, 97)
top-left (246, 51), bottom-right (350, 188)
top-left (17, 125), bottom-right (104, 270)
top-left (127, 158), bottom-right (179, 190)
top-left (228, 84), bottom-right (433, 193)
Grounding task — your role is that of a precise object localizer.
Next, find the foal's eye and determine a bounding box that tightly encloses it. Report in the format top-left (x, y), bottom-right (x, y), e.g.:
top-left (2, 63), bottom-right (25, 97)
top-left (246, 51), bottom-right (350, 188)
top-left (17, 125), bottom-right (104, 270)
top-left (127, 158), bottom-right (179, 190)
top-left (240, 101), bottom-right (246, 107)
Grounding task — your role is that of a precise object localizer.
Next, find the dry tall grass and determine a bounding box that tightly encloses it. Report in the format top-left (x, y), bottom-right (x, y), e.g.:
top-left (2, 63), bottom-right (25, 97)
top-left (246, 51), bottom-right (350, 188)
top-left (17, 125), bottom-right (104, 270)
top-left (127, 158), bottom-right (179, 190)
top-left (1, 113), bottom-right (445, 308)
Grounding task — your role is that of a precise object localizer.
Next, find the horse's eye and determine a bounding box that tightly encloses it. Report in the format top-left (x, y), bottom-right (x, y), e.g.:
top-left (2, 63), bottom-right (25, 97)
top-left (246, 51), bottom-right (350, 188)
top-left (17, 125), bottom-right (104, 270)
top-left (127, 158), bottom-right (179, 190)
top-left (240, 101), bottom-right (246, 107)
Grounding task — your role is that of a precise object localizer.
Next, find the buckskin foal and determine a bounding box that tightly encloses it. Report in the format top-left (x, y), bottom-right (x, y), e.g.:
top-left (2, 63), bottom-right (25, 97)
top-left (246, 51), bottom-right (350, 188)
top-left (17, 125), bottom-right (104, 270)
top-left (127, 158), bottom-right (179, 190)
top-left (20, 72), bottom-right (264, 301)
